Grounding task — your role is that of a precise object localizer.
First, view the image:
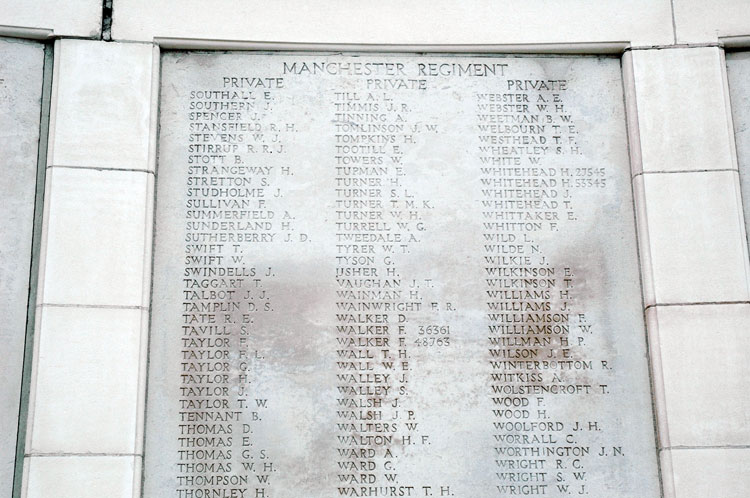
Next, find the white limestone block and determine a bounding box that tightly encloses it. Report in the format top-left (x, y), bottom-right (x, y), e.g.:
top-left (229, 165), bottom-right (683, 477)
top-left (633, 170), bottom-right (750, 306)
top-left (48, 40), bottom-right (157, 171)
top-left (725, 51), bottom-right (750, 258)
top-left (26, 307), bottom-right (146, 454)
top-left (666, 448), bottom-right (750, 498)
top-left (626, 48), bottom-right (737, 175)
top-left (674, 0), bottom-right (750, 44)
top-left (647, 304), bottom-right (750, 448)
top-left (37, 167), bottom-right (153, 307)
top-left (23, 456), bottom-right (139, 498)
top-left (0, 0), bottom-right (101, 38)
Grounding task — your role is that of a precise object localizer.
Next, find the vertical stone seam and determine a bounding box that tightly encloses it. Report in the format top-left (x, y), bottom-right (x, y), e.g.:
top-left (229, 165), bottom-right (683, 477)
top-left (33, 39), bottom-right (61, 309)
top-left (101, 0), bottom-right (113, 41)
top-left (639, 225), bottom-right (672, 498)
top-left (132, 169), bottom-right (153, 456)
top-left (719, 49), bottom-right (750, 287)
top-left (137, 44), bottom-right (162, 497)
top-left (133, 45), bottom-right (159, 460)
top-left (645, 308), bottom-right (671, 448)
top-left (622, 53), bottom-right (657, 304)
top-left (22, 40), bottom-right (62, 470)
top-left (659, 449), bottom-right (676, 498)
top-left (719, 49), bottom-right (741, 175)
top-left (729, 170), bottom-right (750, 297)
top-left (669, 0), bottom-right (678, 45)
top-left (12, 40), bottom-right (54, 498)
top-left (132, 454), bottom-right (143, 498)
top-left (622, 50), bottom-right (669, 498)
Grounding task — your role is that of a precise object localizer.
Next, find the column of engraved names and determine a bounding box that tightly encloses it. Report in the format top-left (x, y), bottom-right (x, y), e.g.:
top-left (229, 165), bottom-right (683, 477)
top-left (178, 77), bottom-right (286, 498)
top-left (332, 81), bottom-right (435, 497)
top-left (476, 77), bottom-right (614, 496)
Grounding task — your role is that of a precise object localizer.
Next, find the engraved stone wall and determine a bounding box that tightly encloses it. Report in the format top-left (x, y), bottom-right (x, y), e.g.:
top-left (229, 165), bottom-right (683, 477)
top-left (144, 52), bottom-right (660, 498)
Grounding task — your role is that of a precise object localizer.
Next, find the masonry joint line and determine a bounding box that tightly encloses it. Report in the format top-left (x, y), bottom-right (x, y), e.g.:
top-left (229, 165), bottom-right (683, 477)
top-left (644, 301), bottom-right (750, 311)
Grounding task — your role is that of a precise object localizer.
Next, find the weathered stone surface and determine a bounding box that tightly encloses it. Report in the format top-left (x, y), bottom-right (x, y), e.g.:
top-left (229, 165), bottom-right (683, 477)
top-left (48, 40), bottom-right (156, 172)
top-left (633, 171), bottom-right (750, 306)
top-left (0, 36), bottom-right (44, 495)
top-left (627, 47), bottom-right (734, 175)
top-left (145, 52), bottom-right (660, 497)
top-left (646, 303), bottom-right (750, 447)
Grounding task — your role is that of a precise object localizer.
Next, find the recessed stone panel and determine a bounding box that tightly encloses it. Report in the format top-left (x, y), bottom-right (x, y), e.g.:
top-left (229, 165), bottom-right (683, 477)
top-left (145, 52), bottom-right (660, 497)
top-left (0, 36), bottom-right (44, 495)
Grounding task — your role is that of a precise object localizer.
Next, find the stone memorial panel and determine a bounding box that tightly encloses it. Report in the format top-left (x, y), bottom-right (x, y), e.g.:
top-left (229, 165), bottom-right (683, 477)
top-left (726, 52), bottom-right (750, 249)
top-left (145, 52), bottom-right (660, 498)
top-left (0, 37), bottom-right (45, 495)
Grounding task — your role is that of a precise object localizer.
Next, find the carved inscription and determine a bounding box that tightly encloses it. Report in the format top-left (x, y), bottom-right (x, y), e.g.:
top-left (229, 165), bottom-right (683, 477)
top-left (145, 53), bottom-right (660, 498)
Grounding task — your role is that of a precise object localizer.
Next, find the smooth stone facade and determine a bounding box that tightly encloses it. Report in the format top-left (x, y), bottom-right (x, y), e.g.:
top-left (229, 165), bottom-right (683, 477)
top-left (0, 36), bottom-right (45, 497)
top-left (144, 52), bottom-right (660, 497)
top-left (111, 0), bottom-right (674, 46)
top-left (0, 0), bottom-right (102, 38)
top-left (19, 40), bottom-right (158, 498)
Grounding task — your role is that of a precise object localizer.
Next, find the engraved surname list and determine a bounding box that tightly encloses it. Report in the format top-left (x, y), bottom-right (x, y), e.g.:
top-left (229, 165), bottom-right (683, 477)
top-left (145, 53), bottom-right (660, 498)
